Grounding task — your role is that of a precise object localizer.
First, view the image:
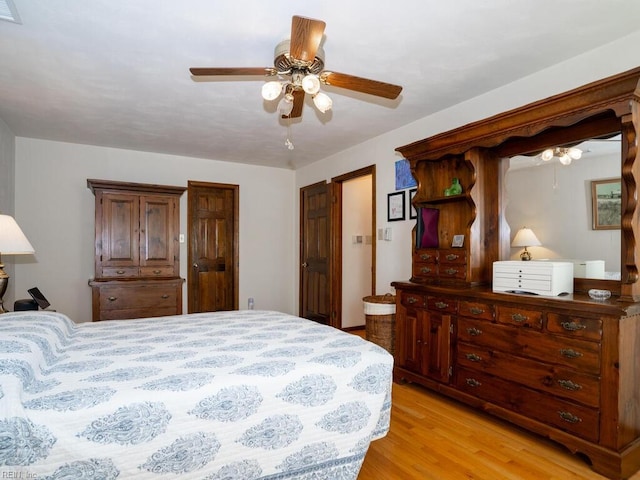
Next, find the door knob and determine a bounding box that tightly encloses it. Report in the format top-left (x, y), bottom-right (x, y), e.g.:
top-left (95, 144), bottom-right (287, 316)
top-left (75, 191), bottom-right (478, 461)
top-left (192, 263), bottom-right (199, 269)
top-left (302, 262), bottom-right (308, 267)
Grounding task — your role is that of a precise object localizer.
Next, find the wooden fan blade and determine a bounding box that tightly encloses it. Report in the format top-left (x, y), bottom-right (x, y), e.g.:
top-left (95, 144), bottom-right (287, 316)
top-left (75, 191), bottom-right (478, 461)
top-left (190, 67), bottom-right (276, 76)
top-left (290, 15), bottom-right (326, 63)
top-left (282, 89), bottom-right (305, 119)
top-left (320, 71), bottom-right (402, 99)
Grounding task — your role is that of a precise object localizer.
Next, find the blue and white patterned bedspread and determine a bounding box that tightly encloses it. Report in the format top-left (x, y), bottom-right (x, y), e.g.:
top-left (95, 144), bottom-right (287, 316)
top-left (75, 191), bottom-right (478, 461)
top-left (0, 310), bottom-right (393, 479)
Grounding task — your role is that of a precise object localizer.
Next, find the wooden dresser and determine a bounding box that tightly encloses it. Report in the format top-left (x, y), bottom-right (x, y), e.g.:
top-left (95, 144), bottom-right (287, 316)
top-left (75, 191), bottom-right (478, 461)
top-left (88, 179), bottom-right (186, 321)
top-left (392, 67), bottom-right (640, 479)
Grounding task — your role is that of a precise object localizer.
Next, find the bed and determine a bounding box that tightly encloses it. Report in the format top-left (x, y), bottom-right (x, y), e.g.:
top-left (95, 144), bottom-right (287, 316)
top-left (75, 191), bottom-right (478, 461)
top-left (0, 310), bottom-right (393, 479)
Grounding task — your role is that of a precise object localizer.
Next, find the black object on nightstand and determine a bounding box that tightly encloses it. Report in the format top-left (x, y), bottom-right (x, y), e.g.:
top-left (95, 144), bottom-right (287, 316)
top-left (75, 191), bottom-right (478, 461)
top-left (14, 299), bottom-right (38, 311)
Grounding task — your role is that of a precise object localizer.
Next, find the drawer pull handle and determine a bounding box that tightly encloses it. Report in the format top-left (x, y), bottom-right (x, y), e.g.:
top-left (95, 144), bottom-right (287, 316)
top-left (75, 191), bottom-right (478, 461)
top-left (465, 378), bottom-right (482, 387)
top-left (444, 268), bottom-right (458, 275)
top-left (420, 254), bottom-right (433, 261)
top-left (561, 321), bottom-right (587, 332)
top-left (511, 313), bottom-right (528, 323)
top-left (469, 307), bottom-right (485, 315)
top-left (107, 296), bottom-right (117, 302)
top-left (116, 270), bottom-right (125, 275)
top-left (161, 294), bottom-right (170, 299)
top-left (465, 353), bottom-right (482, 362)
top-left (466, 327), bottom-right (482, 336)
top-left (153, 270), bottom-right (162, 274)
top-left (435, 301), bottom-right (449, 309)
top-left (558, 411), bottom-right (582, 424)
top-left (559, 348), bottom-right (583, 359)
top-left (420, 267), bottom-right (432, 274)
top-left (407, 297), bottom-right (418, 304)
top-left (558, 379), bottom-right (582, 391)
top-left (445, 254), bottom-right (459, 261)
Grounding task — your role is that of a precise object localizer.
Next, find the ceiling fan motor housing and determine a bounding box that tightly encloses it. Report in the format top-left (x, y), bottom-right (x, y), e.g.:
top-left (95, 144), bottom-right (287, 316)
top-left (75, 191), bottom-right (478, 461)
top-left (274, 39), bottom-right (325, 74)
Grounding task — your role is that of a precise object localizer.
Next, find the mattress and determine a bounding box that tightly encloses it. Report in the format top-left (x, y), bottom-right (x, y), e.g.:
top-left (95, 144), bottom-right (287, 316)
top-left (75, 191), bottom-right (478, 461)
top-left (0, 310), bottom-right (393, 479)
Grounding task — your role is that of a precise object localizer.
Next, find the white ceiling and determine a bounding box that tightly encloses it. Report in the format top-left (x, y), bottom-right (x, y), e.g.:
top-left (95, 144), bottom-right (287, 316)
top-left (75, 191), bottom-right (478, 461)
top-left (1, 1), bottom-right (639, 170)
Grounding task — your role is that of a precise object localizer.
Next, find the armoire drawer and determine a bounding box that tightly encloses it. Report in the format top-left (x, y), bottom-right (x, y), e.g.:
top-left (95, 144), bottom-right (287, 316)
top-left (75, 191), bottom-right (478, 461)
top-left (455, 366), bottom-right (599, 442)
top-left (98, 284), bottom-right (178, 310)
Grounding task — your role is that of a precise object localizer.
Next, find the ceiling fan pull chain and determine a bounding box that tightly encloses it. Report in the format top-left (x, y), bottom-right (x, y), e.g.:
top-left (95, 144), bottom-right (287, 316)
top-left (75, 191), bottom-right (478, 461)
top-left (285, 120), bottom-right (294, 150)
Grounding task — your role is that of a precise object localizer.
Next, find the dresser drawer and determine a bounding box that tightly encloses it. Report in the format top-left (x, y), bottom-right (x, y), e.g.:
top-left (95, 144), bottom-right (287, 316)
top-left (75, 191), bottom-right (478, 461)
top-left (458, 301), bottom-right (494, 321)
top-left (439, 249), bottom-right (466, 265)
top-left (496, 305), bottom-right (543, 330)
top-left (427, 296), bottom-right (457, 314)
top-left (400, 292), bottom-right (426, 309)
top-left (438, 264), bottom-right (466, 280)
top-left (140, 266), bottom-right (176, 277)
top-left (101, 267), bottom-right (139, 278)
top-left (412, 263), bottom-right (438, 280)
top-left (547, 313), bottom-right (602, 341)
top-left (413, 249), bottom-right (437, 264)
top-left (457, 342), bottom-right (600, 408)
top-left (456, 366), bottom-right (599, 442)
top-left (98, 284), bottom-right (178, 310)
top-left (458, 318), bottom-right (601, 375)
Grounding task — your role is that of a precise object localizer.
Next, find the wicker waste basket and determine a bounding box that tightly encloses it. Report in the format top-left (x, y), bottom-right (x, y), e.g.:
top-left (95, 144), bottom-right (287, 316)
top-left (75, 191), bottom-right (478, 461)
top-left (363, 293), bottom-right (396, 354)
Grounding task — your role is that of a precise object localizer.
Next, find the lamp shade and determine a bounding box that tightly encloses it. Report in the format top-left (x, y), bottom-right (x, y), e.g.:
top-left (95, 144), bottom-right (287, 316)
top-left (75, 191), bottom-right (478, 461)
top-left (0, 214), bottom-right (35, 254)
top-left (511, 227), bottom-right (541, 248)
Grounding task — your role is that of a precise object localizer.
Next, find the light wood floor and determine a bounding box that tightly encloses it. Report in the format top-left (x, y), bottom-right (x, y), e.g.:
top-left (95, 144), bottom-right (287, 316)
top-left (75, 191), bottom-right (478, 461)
top-left (350, 331), bottom-right (640, 479)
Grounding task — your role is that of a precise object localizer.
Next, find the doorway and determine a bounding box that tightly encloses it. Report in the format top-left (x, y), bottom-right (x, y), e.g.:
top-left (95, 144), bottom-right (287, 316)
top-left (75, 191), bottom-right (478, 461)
top-left (299, 166), bottom-right (376, 328)
top-left (187, 181), bottom-right (239, 313)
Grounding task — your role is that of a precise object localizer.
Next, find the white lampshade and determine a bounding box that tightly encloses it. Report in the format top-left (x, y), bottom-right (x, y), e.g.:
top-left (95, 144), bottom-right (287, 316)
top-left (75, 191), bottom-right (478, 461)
top-left (312, 92), bottom-right (332, 113)
top-left (261, 81), bottom-right (283, 101)
top-left (0, 214), bottom-right (35, 254)
top-left (301, 74), bottom-right (320, 95)
top-left (511, 227), bottom-right (541, 248)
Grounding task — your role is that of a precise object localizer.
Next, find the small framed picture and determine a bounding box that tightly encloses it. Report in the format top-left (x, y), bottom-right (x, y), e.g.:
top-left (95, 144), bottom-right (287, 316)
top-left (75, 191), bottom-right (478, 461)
top-left (387, 191), bottom-right (405, 222)
top-left (452, 234), bottom-right (465, 248)
top-left (409, 188), bottom-right (417, 219)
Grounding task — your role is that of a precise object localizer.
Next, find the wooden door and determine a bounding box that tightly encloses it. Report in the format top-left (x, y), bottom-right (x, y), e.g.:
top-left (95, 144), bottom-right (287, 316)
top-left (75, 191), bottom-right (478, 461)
top-left (187, 181), bottom-right (238, 313)
top-left (300, 181), bottom-right (331, 325)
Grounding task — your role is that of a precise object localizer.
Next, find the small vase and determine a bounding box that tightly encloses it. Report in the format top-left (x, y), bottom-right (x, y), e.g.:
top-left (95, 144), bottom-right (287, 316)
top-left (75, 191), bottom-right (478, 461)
top-left (445, 178), bottom-right (462, 196)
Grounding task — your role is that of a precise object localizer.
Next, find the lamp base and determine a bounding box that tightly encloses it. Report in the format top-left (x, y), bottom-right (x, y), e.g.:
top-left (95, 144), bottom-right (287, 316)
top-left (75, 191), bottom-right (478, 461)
top-left (520, 248), bottom-right (532, 261)
top-left (0, 264), bottom-right (8, 313)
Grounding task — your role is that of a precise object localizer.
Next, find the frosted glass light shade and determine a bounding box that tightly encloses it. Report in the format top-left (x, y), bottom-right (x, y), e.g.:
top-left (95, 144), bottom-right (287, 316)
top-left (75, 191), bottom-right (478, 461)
top-left (0, 214), bottom-right (34, 254)
top-left (301, 74), bottom-right (320, 95)
top-left (261, 81), bottom-right (283, 101)
top-left (278, 93), bottom-right (294, 116)
top-left (312, 92), bottom-right (332, 113)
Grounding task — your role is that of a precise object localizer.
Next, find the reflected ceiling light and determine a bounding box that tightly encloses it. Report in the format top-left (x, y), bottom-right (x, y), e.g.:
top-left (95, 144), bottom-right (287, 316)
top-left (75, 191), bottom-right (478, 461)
top-left (541, 147), bottom-right (583, 165)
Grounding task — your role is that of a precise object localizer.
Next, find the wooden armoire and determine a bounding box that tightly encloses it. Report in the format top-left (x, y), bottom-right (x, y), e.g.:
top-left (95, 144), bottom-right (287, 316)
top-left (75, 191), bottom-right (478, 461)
top-left (392, 67), bottom-right (640, 479)
top-left (88, 179), bottom-right (186, 321)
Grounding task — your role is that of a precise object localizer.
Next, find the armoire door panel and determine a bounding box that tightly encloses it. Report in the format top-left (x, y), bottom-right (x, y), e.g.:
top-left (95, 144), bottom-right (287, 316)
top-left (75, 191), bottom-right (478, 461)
top-left (101, 193), bottom-right (139, 267)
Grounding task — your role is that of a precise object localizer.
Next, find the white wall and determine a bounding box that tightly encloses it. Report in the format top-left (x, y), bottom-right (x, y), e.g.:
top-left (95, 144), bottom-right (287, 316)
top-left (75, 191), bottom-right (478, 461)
top-left (0, 118), bottom-right (16, 306)
top-left (506, 151), bottom-right (620, 272)
top-left (342, 175), bottom-right (372, 328)
top-left (14, 138), bottom-right (295, 322)
top-left (295, 31), bottom-right (640, 308)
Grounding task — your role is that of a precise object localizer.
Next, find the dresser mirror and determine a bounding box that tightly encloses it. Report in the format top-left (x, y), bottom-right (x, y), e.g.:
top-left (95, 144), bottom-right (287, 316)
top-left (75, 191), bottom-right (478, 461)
top-left (505, 135), bottom-right (621, 280)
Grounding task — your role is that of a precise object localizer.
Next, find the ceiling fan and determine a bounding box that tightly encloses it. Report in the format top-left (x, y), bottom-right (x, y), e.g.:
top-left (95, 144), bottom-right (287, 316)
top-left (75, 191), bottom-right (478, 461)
top-left (189, 15), bottom-right (403, 119)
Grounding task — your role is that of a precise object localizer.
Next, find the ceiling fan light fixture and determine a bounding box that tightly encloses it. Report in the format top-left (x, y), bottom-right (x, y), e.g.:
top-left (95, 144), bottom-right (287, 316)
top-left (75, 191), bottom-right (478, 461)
top-left (261, 81), bottom-right (283, 101)
top-left (541, 149), bottom-right (554, 161)
top-left (278, 92), bottom-right (295, 116)
top-left (301, 74), bottom-right (320, 95)
top-left (313, 92), bottom-right (332, 113)
top-left (568, 147), bottom-right (582, 160)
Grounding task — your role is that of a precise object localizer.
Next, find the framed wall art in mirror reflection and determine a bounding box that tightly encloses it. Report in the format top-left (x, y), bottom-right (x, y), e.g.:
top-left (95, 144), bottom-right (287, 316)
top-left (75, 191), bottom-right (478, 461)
top-left (591, 178), bottom-right (621, 230)
top-left (387, 191), bottom-right (405, 222)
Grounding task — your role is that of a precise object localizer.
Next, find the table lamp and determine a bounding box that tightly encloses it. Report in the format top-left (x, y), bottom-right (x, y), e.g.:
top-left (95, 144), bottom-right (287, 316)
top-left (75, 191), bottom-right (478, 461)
top-left (511, 227), bottom-right (541, 261)
top-left (0, 214), bottom-right (35, 313)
